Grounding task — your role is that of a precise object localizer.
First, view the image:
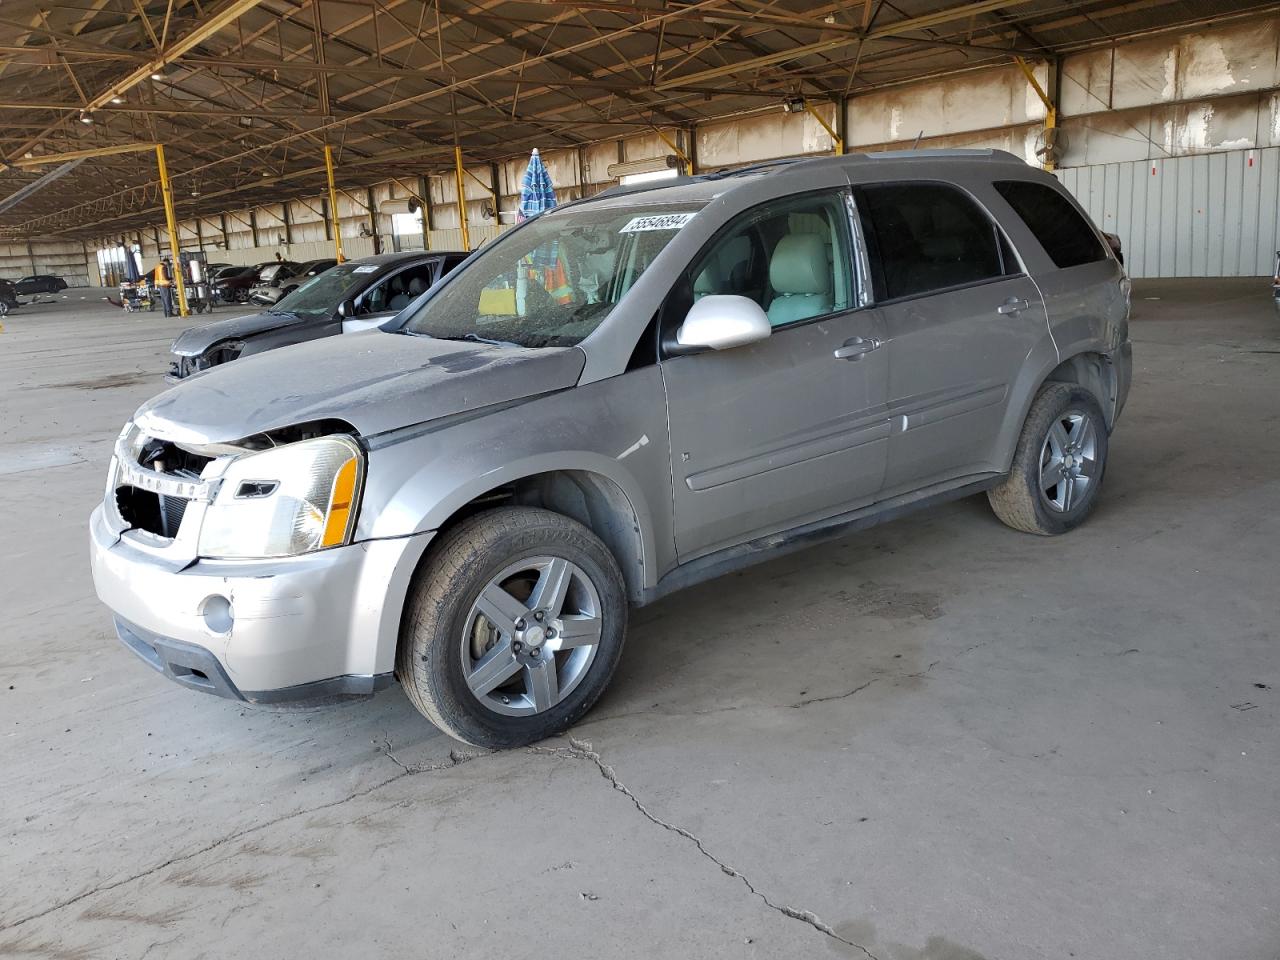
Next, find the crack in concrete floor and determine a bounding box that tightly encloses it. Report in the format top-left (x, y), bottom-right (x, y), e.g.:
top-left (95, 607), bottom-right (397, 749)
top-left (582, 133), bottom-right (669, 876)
top-left (538, 737), bottom-right (883, 960)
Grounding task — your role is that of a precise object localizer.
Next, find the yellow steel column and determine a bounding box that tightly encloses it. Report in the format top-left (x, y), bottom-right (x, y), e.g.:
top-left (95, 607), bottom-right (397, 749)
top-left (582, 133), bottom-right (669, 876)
top-left (1016, 57), bottom-right (1057, 172)
top-left (154, 144), bottom-right (189, 317)
top-left (804, 102), bottom-right (844, 156)
top-left (454, 145), bottom-right (472, 251)
top-left (324, 144), bottom-right (345, 262)
top-left (653, 128), bottom-right (693, 175)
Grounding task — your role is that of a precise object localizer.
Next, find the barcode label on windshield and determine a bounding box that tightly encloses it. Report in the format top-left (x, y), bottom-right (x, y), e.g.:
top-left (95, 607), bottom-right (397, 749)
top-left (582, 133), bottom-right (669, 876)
top-left (620, 212), bottom-right (697, 233)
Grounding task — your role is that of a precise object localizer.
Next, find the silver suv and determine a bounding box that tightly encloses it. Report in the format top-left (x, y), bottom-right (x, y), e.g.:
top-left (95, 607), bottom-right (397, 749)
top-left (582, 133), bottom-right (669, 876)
top-left (90, 150), bottom-right (1132, 748)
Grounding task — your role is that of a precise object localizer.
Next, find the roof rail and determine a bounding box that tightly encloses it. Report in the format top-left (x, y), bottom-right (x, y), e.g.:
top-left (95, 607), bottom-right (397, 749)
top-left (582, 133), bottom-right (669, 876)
top-left (854, 148), bottom-right (1025, 163)
top-left (585, 156), bottom-right (801, 202)
top-left (588, 175), bottom-right (702, 202)
top-left (700, 157), bottom-right (803, 180)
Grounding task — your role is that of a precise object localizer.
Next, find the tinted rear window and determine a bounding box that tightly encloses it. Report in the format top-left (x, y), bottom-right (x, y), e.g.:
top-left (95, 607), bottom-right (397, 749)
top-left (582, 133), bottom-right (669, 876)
top-left (994, 180), bottom-right (1107, 269)
top-left (858, 182), bottom-right (1008, 301)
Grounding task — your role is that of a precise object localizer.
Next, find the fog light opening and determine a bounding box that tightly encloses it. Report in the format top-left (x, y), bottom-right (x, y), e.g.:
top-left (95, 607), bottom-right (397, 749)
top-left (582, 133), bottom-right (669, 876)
top-left (201, 595), bottom-right (234, 634)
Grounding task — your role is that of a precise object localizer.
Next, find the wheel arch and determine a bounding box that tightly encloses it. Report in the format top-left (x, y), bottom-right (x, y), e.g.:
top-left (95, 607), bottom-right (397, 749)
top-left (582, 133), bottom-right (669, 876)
top-left (993, 346), bottom-right (1120, 475)
top-left (1042, 350), bottom-right (1121, 429)
top-left (395, 460), bottom-right (655, 606)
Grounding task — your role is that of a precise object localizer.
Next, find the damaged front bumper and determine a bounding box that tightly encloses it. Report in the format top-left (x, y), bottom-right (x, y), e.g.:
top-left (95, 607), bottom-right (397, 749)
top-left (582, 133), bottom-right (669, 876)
top-left (90, 503), bottom-right (433, 702)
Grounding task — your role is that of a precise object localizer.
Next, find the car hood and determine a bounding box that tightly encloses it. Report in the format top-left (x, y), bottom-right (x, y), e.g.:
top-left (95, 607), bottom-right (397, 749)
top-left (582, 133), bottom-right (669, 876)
top-left (170, 311), bottom-right (309, 356)
top-left (135, 330), bottom-right (586, 443)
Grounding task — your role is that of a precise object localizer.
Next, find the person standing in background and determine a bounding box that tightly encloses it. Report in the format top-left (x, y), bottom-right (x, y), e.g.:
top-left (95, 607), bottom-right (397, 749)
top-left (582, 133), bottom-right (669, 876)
top-left (154, 257), bottom-right (174, 317)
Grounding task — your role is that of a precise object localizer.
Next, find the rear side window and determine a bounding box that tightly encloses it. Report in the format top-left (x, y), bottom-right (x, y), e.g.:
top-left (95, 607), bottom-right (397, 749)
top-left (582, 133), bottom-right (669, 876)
top-left (858, 183), bottom-right (1007, 301)
top-left (994, 180), bottom-right (1107, 269)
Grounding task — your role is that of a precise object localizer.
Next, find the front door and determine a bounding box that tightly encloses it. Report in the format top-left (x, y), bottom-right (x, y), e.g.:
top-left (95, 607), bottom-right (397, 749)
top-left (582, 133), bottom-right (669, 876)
top-left (855, 181), bottom-right (1048, 492)
top-left (342, 259), bottom-right (441, 333)
top-left (661, 188), bottom-right (890, 562)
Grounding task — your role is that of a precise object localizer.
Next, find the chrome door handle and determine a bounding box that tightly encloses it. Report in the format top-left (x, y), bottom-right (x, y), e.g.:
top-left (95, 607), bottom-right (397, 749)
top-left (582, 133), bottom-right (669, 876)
top-left (833, 337), bottom-right (881, 360)
top-left (997, 297), bottom-right (1030, 315)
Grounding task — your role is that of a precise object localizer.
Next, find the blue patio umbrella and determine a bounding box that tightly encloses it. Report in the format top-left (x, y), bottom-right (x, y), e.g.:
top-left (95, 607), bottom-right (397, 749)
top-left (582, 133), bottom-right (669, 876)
top-left (517, 148), bottom-right (557, 222)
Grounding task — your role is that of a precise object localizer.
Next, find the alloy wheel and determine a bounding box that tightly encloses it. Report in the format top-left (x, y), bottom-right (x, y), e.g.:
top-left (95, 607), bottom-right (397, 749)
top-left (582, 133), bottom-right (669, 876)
top-left (460, 556), bottom-right (603, 717)
top-left (1038, 408), bottom-right (1099, 512)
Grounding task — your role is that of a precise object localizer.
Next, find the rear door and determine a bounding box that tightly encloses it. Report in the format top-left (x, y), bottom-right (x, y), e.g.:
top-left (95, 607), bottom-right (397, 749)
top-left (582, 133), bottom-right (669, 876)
top-left (856, 181), bottom-right (1047, 492)
top-left (661, 186), bottom-right (890, 562)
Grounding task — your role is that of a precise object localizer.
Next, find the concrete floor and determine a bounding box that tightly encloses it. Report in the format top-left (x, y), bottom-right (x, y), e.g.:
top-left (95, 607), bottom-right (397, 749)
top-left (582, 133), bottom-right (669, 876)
top-left (1, 279), bottom-right (1277, 960)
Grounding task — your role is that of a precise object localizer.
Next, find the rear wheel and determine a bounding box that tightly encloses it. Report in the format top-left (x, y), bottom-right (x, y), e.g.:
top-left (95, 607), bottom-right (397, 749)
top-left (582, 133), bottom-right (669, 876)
top-left (397, 507), bottom-right (628, 748)
top-left (988, 382), bottom-right (1109, 535)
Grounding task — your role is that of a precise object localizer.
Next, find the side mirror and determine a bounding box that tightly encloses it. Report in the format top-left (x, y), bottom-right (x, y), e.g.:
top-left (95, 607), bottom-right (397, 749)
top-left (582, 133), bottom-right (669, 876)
top-left (337, 298), bottom-right (356, 318)
top-left (676, 295), bottom-right (771, 352)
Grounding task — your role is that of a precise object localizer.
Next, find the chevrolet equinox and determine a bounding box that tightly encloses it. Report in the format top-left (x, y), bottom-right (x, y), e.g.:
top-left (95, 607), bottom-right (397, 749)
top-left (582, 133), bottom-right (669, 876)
top-left (90, 150), bottom-right (1132, 748)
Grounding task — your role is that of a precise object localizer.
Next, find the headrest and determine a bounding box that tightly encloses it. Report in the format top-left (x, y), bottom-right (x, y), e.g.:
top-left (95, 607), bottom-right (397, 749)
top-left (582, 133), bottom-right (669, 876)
top-left (769, 234), bottom-right (830, 296)
top-left (408, 276), bottom-right (427, 295)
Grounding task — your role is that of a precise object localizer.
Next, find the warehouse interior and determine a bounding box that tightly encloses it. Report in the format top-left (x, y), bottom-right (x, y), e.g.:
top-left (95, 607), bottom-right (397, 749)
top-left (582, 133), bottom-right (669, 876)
top-left (2, 1), bottom-right (1279, 958)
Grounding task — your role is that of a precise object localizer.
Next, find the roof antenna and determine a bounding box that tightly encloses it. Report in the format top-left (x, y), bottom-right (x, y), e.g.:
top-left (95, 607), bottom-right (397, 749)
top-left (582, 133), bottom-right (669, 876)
top-left (912, 131), bottom-right (924, 150)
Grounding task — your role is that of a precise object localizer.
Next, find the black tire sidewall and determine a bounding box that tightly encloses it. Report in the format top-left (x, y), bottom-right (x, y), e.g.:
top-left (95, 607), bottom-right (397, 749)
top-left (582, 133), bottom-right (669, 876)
top-left (405, 510), bottom-right (628, 748)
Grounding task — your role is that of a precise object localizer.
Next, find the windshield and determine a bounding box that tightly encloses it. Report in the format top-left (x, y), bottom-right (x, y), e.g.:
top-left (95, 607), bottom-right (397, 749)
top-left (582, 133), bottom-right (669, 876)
top-left (273, 263), bottom-right (368, 317)
top-left (402, 202), bottom-right (705, 347)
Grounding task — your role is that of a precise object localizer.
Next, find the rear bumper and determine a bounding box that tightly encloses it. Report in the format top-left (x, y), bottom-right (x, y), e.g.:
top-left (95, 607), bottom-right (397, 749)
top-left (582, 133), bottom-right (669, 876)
top-left (1113, 340), bottom-right (1133, 424)
top-left (90, 504), bottom-right (434, 698)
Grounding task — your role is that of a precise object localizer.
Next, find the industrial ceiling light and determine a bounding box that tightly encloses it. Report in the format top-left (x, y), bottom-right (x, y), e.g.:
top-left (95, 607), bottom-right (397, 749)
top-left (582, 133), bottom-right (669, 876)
top-left (110, 95), bottom-right (124, 104)
top-left (605, 155), bottom-right (681, 178)
top-left (150, 71), bottom-right (164, 81)
top-left (782, 96), bottom-right (806, 114)
top-left (78, 111), bottom-right (93, 124)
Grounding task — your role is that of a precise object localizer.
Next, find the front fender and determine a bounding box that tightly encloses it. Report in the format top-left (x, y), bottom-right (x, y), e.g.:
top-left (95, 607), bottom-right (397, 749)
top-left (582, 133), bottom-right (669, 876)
top-left (355, 367), bottom-right (675, 590)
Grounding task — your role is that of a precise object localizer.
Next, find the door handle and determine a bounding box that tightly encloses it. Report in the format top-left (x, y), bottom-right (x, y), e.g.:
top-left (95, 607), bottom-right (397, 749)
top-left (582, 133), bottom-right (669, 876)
top-left (833, 337), bottom-right (881, 360)
top-left (997, 297), bottom-right (1030, 315)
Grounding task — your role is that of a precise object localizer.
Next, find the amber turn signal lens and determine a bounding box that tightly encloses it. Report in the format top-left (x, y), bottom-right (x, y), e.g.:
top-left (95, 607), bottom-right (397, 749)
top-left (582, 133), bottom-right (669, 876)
top-left (321, 456), bottom-right (360, 547)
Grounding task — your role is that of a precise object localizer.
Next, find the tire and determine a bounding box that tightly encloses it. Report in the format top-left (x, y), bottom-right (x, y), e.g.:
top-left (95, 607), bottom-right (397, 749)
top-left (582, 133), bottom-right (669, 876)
top-left (397, 506), bottom-right (628, 748)
top-left (988, 382), bottom-right (1110, 536)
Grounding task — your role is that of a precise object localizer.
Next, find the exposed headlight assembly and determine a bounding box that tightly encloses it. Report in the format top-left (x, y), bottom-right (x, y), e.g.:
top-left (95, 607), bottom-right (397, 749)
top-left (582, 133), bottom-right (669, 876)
top-left (198, 435), bottom-right (363, 559)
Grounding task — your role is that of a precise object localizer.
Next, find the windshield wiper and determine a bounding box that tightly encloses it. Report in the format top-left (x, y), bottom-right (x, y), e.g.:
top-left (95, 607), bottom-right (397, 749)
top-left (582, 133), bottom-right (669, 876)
top-left (444, 332), bottom-right (522, 348)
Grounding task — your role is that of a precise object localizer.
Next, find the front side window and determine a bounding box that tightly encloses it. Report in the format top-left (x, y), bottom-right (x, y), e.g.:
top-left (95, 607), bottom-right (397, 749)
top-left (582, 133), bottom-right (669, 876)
top-left (274, 263), bottom-right (372, 318)
top-left (669, 190), bottom-right (854, 331)
top-left (994, 180), bottom-right (1108, 269)
top-left (402, 202), bottom-right (705, 348)
top-left (858, 182), bottom-right (1007, 301)
top-left (361, 262), bottom-right (438, 314)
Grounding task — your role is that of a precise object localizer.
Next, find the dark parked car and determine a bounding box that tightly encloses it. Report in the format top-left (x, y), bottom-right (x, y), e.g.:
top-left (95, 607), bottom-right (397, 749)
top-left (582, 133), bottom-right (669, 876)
top-left (249, 258), bottom-right (337, 305)
top-left (15, 274), bottom-right (68, 295)
top-left (213, 262), bottom-right (296, 303)
top-left (210, 265), bottom-right (259, 302)
top-left (169, 250), bottom-right (467, 379)
top-left (0, 278), bottom-right (18, 312)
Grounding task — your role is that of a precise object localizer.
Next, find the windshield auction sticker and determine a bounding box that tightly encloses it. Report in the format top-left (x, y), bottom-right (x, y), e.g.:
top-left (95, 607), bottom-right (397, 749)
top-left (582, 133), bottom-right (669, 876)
top-left (619, 212), bottom-right (698, 233)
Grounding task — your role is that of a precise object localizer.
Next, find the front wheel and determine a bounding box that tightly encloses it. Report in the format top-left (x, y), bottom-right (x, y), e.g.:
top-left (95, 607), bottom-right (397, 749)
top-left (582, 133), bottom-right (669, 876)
top-left (397, 507), bottom-right (628, 748)
top-left (988, 382), bottom-right (1110, 535)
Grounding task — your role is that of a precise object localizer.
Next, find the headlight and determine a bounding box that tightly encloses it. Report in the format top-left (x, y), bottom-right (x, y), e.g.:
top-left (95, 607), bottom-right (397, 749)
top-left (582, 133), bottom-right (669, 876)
top-left (198, 436), bottom-right (363, 559)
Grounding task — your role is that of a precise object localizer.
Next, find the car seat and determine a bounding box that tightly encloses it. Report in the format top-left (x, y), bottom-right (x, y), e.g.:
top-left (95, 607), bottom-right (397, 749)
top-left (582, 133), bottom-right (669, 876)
top-left (766, 234), bottom-right (832, 325)
top-left (384, 277), bottom-right (414, 312)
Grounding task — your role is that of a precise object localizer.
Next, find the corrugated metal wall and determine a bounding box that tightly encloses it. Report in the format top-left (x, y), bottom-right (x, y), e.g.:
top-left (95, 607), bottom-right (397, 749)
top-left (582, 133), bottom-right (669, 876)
top-left (1057, 147), bottom-right (1280, 279)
